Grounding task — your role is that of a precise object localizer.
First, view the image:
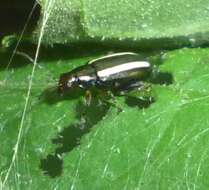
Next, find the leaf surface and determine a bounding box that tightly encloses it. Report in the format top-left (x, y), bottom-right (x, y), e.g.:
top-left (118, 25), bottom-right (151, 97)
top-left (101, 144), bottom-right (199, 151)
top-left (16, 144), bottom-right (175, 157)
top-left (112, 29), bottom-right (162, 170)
top-left (1, 47), bottom-right (209, 189)
top-left (34, 0), bottom-right (209, 48)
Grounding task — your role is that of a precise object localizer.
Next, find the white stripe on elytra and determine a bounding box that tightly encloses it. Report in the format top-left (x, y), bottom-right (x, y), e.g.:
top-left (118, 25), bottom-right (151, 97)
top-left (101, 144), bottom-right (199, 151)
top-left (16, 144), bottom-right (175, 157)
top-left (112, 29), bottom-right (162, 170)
top-left (97, 61), bottom-right (150, 77)
top-left (88, 52), bottom-right (137, 64)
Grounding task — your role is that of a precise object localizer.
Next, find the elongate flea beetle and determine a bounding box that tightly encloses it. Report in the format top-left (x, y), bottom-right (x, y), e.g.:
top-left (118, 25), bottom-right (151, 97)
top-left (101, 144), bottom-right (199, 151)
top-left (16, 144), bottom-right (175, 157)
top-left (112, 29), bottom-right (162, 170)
top-left (58, 52), bottom-right (151, 95)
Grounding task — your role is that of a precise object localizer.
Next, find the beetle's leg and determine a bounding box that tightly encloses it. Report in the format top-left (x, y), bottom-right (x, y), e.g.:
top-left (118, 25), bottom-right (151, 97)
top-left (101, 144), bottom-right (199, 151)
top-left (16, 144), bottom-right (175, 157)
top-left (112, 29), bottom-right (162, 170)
top-left (106, 90), bottom-right (123, 113)
top-left (119, 81), bottom-right (155, 108)
top-left (84, 90), bottom-right (92, 106)
top-left (94, 89), bottom-right (123, 113)
top-left (101, 97), bottom-right (123, 113)
top-left (118, 81), bottom-right (151, 97)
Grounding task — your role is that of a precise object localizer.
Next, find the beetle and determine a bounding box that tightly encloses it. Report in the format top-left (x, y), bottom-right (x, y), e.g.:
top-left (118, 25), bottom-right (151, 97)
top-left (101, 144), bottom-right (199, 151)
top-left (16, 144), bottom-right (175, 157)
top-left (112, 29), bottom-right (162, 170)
top-left (58, 52), bottom-right (151, 96)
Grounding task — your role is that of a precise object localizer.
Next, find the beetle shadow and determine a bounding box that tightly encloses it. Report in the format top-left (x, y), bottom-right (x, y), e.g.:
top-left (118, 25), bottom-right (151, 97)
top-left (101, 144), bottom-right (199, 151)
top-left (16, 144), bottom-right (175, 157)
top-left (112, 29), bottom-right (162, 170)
top-left (39, 87), bottom-right (159, 178)
top-left (150, 71), bottom-right (173, 85)
top-left (39, 86), bottom-right (85, 105)
top-left (40, 97), bottom-right (110, 178)
top-left (125, 96), bottom-right (155, 109)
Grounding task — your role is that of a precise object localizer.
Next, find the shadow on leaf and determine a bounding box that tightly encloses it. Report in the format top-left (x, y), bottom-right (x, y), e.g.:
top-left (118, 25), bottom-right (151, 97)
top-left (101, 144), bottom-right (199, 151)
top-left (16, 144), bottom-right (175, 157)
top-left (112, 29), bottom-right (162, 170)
top-left (150, 72), bottom-right (173, 85)
top-left (40, 97), bottom-right (110, 178)
top-left (39, 87), bottom-right (84, 105)
top-left (125, 96), bottom-right (155, 109)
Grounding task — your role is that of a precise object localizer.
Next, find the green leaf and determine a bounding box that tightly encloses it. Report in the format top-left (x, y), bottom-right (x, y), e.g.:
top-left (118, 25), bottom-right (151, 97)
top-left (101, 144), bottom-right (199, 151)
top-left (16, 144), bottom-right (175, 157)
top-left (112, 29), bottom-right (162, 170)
top-left (34, 0), bottom-right (209, 48)
top-left (1, 47), bottom-right (209, 189)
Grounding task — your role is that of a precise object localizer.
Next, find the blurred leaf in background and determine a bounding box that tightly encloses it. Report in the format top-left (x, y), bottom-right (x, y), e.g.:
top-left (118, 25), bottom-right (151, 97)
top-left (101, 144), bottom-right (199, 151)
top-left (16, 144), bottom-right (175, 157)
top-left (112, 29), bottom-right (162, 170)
top-left (34, 0), bottom-right (209, 48)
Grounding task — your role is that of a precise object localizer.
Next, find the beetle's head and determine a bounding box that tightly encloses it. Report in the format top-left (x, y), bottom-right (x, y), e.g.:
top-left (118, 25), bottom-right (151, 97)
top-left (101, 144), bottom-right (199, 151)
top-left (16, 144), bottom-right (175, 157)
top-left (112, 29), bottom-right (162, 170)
top-left (58, 73), bottom-right (78, 94)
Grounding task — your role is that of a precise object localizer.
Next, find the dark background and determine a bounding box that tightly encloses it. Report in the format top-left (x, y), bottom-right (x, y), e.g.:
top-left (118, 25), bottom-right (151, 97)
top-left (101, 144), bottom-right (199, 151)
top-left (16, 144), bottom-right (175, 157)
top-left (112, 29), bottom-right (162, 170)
top-left (0, 0), bottom-right (40, 39)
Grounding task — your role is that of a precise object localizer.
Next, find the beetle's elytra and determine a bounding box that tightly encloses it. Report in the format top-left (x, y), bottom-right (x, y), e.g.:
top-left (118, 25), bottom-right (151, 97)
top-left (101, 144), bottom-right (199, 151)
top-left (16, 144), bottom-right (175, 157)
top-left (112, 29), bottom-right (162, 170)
top-left (58, 52), bottom-right (151, 94)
